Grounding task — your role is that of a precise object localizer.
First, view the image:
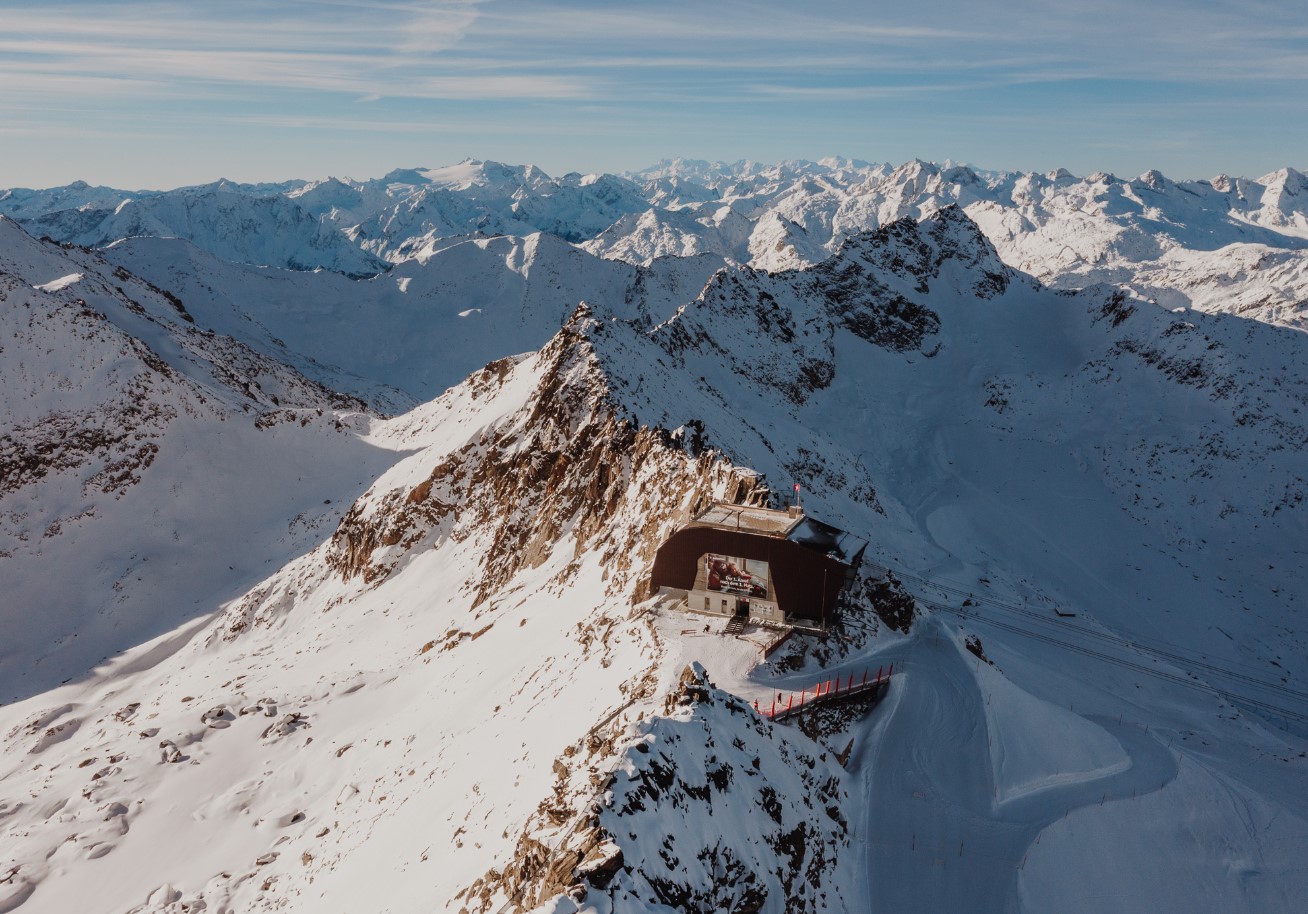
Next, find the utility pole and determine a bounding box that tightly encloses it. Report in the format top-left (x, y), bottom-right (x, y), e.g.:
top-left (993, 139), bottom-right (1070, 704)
top-left (821, 567), bottom-right (828, 630)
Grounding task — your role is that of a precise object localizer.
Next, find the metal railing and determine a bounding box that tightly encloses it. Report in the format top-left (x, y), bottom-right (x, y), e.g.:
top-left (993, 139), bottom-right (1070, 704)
top-left (755, 664), bottom-right (894, 722)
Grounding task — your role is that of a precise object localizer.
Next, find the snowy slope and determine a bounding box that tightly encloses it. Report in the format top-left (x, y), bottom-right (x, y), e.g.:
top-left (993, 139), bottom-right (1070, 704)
top-left (588, 207), bottom-right (1308, 692)
top-left (0, 216), bottom-right (395, 703)
top-left (608, 210), bottom-right (1308, 912)
top-left (0, 287), bottom-right (781, 912)
top-left (558, 208), bottom-right (1308, 909)
top-left (12, 184), bottom-right (387, 277)
top-left (1, 202), bottom-right (1307, 914)
top-left (102, 231), bottom-right (722, 405)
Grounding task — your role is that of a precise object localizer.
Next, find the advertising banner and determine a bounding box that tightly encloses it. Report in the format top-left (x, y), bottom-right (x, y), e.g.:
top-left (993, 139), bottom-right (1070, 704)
top-left (706, 554), bottom-right (769, 598)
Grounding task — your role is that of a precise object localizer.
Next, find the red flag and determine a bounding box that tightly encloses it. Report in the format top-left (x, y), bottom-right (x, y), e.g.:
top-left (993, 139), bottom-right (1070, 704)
top-left (793, 482), bottom-right (800, 493)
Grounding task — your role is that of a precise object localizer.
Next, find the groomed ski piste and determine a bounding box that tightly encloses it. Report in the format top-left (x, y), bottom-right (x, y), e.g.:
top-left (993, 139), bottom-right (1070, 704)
top-left (1, 170), bottom-right (1307, 913)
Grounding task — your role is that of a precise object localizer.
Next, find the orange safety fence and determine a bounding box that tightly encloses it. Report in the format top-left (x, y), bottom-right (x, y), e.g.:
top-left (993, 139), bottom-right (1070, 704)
top-left (754, 663), bottom-right (894, 720)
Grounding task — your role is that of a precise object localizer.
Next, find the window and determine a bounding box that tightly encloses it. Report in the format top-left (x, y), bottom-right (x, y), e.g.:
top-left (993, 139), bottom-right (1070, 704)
top-left (704, 596), bottom-right (711, 611)
top-left (721, 599), bottom-right (728, 613)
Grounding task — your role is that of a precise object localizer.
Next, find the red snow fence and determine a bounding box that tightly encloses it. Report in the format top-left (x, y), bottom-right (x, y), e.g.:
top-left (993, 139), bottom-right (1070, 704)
top-left (753, 664), bottom-right (894, 722)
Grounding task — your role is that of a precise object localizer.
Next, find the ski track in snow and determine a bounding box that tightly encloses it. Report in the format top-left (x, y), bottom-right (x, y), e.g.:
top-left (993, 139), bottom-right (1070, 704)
top-left (856, 618), bottom-right (1179, 914)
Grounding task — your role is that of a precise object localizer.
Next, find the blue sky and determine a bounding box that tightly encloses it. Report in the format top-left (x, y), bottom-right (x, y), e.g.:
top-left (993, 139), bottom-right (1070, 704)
top-left (2, 0), bottom-right (1305, 188)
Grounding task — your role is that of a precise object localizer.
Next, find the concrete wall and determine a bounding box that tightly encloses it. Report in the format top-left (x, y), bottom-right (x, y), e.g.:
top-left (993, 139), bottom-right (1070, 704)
top-left (688, 590), bottom-right (734, 616)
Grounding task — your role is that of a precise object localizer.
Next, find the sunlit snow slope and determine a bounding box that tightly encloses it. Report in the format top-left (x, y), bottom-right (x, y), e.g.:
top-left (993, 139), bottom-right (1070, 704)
top-left (1, 202), bottom-right (1306, 914)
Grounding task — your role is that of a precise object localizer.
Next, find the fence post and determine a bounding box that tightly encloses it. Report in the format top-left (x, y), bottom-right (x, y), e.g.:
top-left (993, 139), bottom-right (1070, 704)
top-left (861, 668), bottom-right (868, 687)
top-left (770, 697), bottom-right (776, 718)
top-left (787, 695), bottom-right (793, 713)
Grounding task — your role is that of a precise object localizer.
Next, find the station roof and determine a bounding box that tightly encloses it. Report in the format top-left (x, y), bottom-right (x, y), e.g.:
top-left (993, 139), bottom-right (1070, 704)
top-left (787, 515), bottom-right (868, 566)
top-left (688, 503), bottom-right (868, 567)
top-left (690, 503), bottom-right (804, 537)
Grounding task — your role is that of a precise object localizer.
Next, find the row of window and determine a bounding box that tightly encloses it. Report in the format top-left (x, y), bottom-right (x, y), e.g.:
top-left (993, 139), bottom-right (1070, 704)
top-left (700, 595), bottom-right (779, 618)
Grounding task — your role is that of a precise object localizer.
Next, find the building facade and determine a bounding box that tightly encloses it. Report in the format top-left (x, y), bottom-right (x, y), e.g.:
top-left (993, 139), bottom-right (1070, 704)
top-left (650, 503), bottom-right (866, 629)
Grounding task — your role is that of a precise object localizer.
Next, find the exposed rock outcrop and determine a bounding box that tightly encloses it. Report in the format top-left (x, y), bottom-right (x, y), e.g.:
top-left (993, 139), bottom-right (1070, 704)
top-left (328, 306), bottom-right (766, 604)
top-left (463, 664), bottom-right (854, 914)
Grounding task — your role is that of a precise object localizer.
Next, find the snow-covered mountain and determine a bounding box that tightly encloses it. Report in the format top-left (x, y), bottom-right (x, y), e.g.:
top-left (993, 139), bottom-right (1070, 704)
top-left (589, 160), bottom-right (1308, 329)
top-left (9, 158), bottom-right (1308, 338)
top-left (0, 216), bottom-right (393, 704)
top-left (11, 182), bottom-right (387, 277)
top-left (3, 196), bottom-right (1307, 914)
top-left (100, 230), bottom-right (723, 406)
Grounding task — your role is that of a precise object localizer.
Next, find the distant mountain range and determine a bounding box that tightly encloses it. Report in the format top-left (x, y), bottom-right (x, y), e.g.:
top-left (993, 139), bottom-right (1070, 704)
top-left (5, 158), bottom-right (1307, 330)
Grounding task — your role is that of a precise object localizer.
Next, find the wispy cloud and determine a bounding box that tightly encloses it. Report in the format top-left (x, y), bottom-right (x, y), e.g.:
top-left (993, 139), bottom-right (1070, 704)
top-left (5, 0), bottom-right (1305, 106)
top-left (0, 1), bottom-right (581, 100)
top-left (1, 0), bottom-right (1304, 186)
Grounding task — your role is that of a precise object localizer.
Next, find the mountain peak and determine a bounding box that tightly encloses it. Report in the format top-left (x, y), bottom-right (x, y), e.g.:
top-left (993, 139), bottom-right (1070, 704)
top-left (380, 167), bottom-right (433, 186)
top-left (1136, 168), bottom-right (1169, 190)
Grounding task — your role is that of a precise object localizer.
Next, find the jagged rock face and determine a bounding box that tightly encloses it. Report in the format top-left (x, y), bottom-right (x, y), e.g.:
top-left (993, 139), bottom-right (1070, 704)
top-left (655, 269), bottom-right (842, 406)
top-left (827, 207), bottom-right (1013, 303)
top-left (635, 209), bottom-right (1007, 411)
top-left (0, 284), bottom-right (176, 503)
top-left (597, 666), bottom-right (851, 914)
top-left (465, 665), bottom-right (854, 914)
top-left (857, 571), bottom-right (916, 634)
top-left (802, 211), bottom-right (1000, 353)
top-left (328, 307), bottom-right (765, 604)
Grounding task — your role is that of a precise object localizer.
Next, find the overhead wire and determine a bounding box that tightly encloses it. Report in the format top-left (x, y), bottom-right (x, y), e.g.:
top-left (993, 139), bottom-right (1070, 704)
top-left (885, 567), bottom-right (1308, 704)
top-left (872, 564), bottom-right (1308, 724)
top-left (918, 595), bottom-right (1308, 724)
